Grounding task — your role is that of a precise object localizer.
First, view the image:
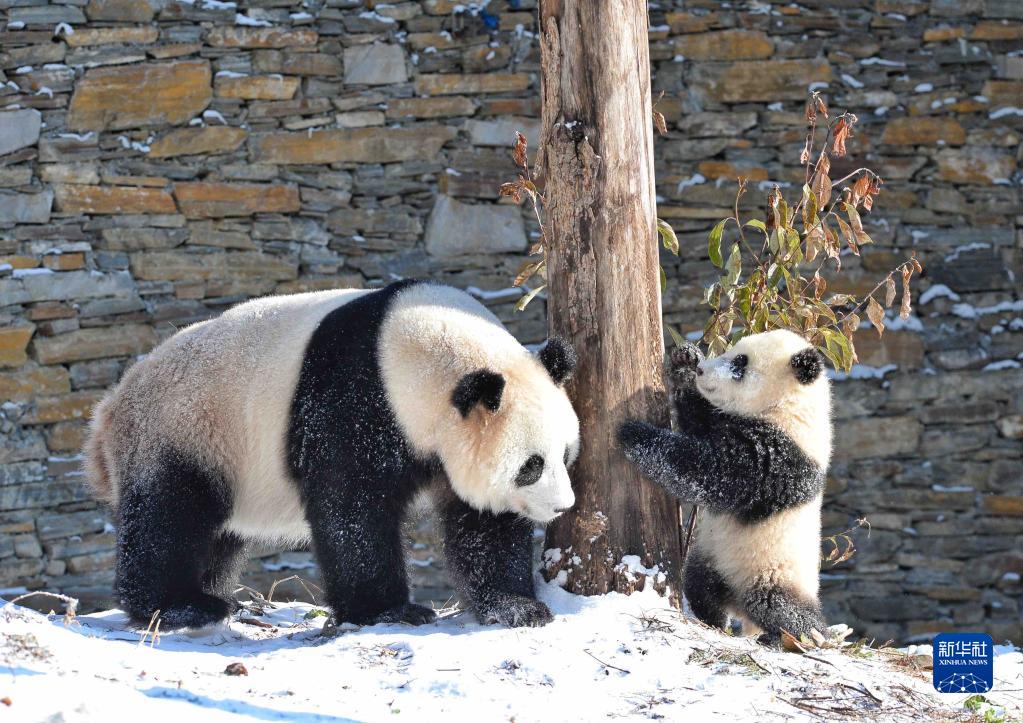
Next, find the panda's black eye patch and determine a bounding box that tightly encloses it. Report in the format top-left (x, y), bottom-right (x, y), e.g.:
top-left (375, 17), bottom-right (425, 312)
top-left (516, 454), bottom-right (544, 487)
top-left (730, 354), bottom-right (749, 380)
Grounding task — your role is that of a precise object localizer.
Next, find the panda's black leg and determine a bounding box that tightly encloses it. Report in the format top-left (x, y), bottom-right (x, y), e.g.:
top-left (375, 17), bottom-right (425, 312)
top-left (741, 581), bottom-right (825, 646)
top-left (201, 531), bottom-right (248, 605)
top-left (115, 453), bottom-right (235, 630)
top-left (437, 489), bottom-right (552, 628)
top-left (682, 551), bottom-right (733, 630)
top-left (304, 489), bottom-right (435, 626)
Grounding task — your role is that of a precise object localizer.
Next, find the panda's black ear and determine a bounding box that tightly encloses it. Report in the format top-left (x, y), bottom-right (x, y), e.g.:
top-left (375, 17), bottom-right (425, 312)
top-left (452, 369), bottom-right (505, 417)
top-left (791, 348), bottom-right (823, 384)
top-left (539, 337), bottom-right (576, 385)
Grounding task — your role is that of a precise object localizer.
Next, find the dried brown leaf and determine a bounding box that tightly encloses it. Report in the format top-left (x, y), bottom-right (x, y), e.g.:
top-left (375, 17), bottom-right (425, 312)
top-left (513, 259), bottom-right (541, 287)
top-left (843, 312), bottom-right (861, 336)
top-left (499, 180), bottom-right (523, 204)
top-left (884, 275), bottom-right (896, 307)
top-left (653, 109), bottom-right (668, 136)
top-left (852, 175), bottom-right (870, 208)
top-left (811, 170), bottom-right (831, 209)
top-left (513, 131), bottom-right (528, 169)
top-left (867, 296), bottom-right (885, 337)
top-left (900, 266), bottom-right (913, 320)
top-left (832, 117), bottom-right (852, 157)
top-left (815, 94), bottom-right (829, 119)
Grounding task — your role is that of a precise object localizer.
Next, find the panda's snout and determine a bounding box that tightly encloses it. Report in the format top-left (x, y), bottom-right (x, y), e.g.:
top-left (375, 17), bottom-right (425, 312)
top-left (553, 506), bottom-right (571, 514)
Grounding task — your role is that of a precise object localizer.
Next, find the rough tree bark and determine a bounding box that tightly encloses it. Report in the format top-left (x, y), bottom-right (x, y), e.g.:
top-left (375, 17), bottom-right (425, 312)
top-left (539, 0), bottom-right (683, 599)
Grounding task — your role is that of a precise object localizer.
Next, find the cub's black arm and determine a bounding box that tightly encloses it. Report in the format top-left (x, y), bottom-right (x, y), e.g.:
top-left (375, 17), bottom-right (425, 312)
top-left (617, 417), bottom-right (823, 523)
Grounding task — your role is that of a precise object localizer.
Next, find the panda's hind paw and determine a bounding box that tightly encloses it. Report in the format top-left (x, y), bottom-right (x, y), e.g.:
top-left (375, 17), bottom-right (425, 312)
top-left (373, 602), bottom-right (437, 626)
top-left (478, 594), bottom-right (553, 628)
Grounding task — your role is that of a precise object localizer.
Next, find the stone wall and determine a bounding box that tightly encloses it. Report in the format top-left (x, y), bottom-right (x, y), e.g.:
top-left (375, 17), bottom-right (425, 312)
top-left (0, 0), bottom-right (1020, 643)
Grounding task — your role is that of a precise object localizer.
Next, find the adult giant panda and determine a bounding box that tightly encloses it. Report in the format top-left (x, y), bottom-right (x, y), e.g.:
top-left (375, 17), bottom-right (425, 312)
top-left (85, 280), bottom-right (580, 630)
top-left (617, 330), bottom-right (831, 644)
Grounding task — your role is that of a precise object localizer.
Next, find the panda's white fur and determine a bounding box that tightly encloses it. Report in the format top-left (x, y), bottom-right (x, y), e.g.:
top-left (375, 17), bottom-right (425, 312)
top-left (380, 283), bottom-right (578, 523)
top-left (86, 281), bottom-right (579, 629)
top-left (619, 329), bottom-right (832, 642)
top-left (88, 289), bottom-right (369, 545)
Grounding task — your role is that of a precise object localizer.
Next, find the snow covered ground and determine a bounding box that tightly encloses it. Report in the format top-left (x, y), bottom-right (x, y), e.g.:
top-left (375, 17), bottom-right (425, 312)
top-left (2, 581), bottom-right (1021, 722)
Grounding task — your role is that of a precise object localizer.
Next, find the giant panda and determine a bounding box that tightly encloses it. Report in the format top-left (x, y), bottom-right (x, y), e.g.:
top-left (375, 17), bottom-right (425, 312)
top-left (85, 280), bottom-right (580, 631)
top-left (617, 329), bottom-right (831, 644)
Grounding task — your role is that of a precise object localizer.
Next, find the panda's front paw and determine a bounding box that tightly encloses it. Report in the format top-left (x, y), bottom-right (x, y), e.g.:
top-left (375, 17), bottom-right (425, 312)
top-left (667, 342), bottom-right (703, 388)
top-left (477, 594), bottom-right (553, 628)
top-left (617, 419), bottom-right (658, 458)
top-left (373, 602), bottom-right (437, 626)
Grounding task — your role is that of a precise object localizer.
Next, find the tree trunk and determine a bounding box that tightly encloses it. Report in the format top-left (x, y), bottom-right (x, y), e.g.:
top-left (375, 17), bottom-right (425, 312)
top-left (539, 0), bottom-right (682, 599)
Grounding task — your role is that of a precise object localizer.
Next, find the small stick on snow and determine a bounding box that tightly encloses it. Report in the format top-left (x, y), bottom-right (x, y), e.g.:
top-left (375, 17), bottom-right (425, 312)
top-left (238, 617), bottom-right (276, 630)
top-left (137, 610), bottom-right (161, 648)
top-left (583, 649), bottom-right (631, 674)
top-left (8, 591), bottom-right (79, 625)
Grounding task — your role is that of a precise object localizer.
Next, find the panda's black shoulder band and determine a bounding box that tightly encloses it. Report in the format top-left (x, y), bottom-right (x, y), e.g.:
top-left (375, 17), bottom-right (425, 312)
top-left (452, 369), bottom-right (506, 417)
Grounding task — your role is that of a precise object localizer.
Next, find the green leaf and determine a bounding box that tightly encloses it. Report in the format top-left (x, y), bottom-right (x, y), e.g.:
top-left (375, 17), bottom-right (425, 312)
top-left (785, 228), bottom-right (801, 253)
top-left (745, 219), bottom-right (767, 233)
top-left (802, 186), bottom-right (819, 231)
top-left (666, 325), bottom-right (685, 348)
top-left (514, 284), bottom-right (546, 311)
top-left (724, 243), bottom-right (741, 285)
top-left (708, 219), bottom-right (727, 268)
top-left (659, 265), bottom-right (667, 293)
top-left (657, 218), bottom-right (680, 256)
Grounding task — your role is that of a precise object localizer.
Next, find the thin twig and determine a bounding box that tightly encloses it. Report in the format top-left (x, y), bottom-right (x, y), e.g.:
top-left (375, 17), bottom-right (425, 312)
top-left (8, 591), bottom-right (79, 625)
top-left (267, 574), bottom-right (322, 605)
top-left (583, 649), bottom-right (631, 674)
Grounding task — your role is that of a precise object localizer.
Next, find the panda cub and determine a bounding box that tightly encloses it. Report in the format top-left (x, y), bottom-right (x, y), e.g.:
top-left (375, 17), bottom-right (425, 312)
top-left (618, 329), bottom-right (831, 644)
top-left (86, 280), bottom-right (580, 630)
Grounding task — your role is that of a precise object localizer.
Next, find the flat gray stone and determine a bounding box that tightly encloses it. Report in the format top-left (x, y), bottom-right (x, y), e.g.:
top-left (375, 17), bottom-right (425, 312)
top-left (0, 189), bottom-right (52, 225)
top-left (424, 195), bottom-right (527, 257)
top-left (465, 116), bottom-right (539, 148)
top-left (9, 4), bottom-right (86, 24)
top-left (343, 44), bottom-right (407, 86)
top-left (0, 268), bottom-right (134, 306)
top-left (0, 109), bottom-right (42, 157)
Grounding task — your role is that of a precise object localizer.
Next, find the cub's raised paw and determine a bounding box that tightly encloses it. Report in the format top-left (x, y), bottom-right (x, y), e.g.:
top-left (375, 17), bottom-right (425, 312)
top-left (477, 594), bottom-right (553, 628)
top-left (374, 602), bottom-right (438, 626)
top-left (667, 342), bottom-right (704, 387)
